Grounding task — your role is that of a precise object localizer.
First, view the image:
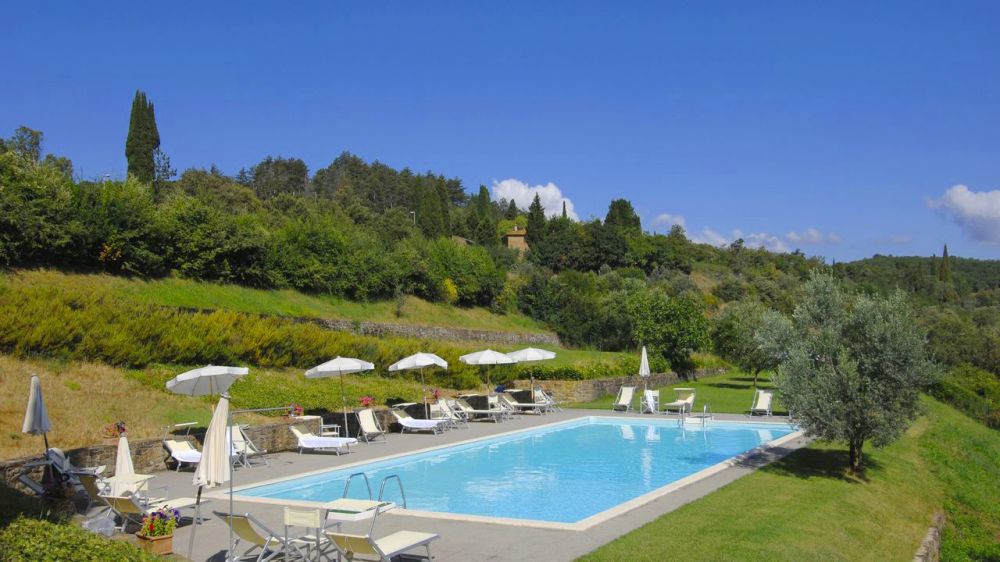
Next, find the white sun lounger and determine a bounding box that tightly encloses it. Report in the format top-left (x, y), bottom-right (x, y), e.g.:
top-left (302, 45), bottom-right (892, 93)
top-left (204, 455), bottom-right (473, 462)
top-left (501, 391), bottom-right (549, 414)
top-left (390, 409), bottom-right (447, 434)
top-left (325, 529), bottom-right (439, 562)
top-left (453, 398), bottom-right (504, 423)
top-left (357, 408), bottom-right (388, 443)
top-left (290, 425), bottom-right (357, 454)
top-left (102, 493), bottom-right (201, 533)
top-left (663, 388), bottom-right (696, 415)
top-left (164, 439), bottom-right (202, 472)
top-left (231, 425), bottom-right (268, 467)
top-left (749, 389), bottom-right (774, 417)
top-left (221, 512), bottom-right (294, 562)
top-left (612, 385), bottom-right (635, 412)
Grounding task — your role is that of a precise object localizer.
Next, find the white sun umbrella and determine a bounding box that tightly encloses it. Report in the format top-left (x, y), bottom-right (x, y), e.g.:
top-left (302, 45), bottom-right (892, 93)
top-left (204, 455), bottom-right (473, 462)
top-left (459, 349), bottom-right (516, 395)
top-left (166, 365), bottom-right (249, 396)
top-left (639, 346), bottom-right (651, 391)
top-left (187, 393), bottom-right (232, 558)
top-left (110, 435), bottom-right (136, 496)
top-left (506, 347), bottom-right (557, 390)
top-left (388, 353), bottom-right (448, 418)
top-left (22, 375), bottom-right (52, 451)
top-left (305, 357), bottom-right (375, 437)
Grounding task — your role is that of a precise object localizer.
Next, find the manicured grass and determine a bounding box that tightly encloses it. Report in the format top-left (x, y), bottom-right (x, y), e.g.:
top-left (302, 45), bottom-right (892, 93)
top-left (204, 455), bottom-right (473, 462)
top-left (7, 269), bottom-right (550, 334)
top-left (569, 369), bottom-right (786, 415)
top-left (580, 399), bottom-right (1000, 561)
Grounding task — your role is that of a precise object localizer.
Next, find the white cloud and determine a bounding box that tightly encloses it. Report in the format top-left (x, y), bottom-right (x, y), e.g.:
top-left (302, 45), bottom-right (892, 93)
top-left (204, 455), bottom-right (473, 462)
top-left (688, 228), bottom-right (790, 252)
top-left (688, 228), bottom-right (730, 247)
top-left (492, 178), bottom-right (579, 220)
top-left (785, 228), bottom-right (841, 245)
top-left (927, 184), bottom-right (1000, 243)
top-left (652, 213), bottom-right (686, 230)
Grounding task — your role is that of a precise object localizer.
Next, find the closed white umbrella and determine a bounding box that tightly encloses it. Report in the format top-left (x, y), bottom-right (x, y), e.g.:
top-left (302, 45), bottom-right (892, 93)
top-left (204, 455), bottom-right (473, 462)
top-left (459, 349), bottom-right (516, 394)
top-left (506, 347), bottom-right (556, 390)
top-left (305, 357), bottom-right (375, 436)
top-left (110, 435), bottom-right (136, 496)
top-left (188, 394), bottom-right (232, 558)
top-left (166, 365), bottom-right (248, 396)
top-left (639, 346), bottom-right (651, 391)
top-left (388, 353), bottom-right (448, 418)
top-left (22, 375), bottom-right (52, 450)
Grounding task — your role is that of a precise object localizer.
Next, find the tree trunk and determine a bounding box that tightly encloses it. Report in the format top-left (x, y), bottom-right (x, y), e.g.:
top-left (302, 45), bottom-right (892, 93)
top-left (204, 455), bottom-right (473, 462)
top-left (752, 370), bottom-right (759, 388)
top-left (849, 439), bottom-right (864, 471)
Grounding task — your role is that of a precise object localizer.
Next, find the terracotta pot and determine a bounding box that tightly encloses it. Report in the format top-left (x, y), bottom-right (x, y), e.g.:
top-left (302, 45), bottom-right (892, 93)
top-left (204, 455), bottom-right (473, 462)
top-left (137, 533), bottom-right (173, 555)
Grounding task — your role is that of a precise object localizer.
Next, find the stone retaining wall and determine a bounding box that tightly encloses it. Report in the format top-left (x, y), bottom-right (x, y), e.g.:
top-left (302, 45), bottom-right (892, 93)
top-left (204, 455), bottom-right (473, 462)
top-left (0, 417), bottom-right (321, 494)
top-left (513, 368), bottom-right (724, 403)
top-left (913, 512), bottom-right (945, 562)
top-left (175, 306), bottom-right (561, 346)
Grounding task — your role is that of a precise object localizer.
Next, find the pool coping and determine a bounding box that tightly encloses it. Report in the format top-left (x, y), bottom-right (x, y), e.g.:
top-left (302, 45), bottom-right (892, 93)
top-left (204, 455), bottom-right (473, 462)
top-left (208, 415), bottom-right (802, 531)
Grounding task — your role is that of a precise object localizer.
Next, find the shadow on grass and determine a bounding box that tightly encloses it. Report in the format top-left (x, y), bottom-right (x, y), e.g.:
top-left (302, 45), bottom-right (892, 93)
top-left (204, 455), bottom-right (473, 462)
top-left (753, 447), bottom-right (882, 483)
top-left (705, 382), bottom-right (755, 390)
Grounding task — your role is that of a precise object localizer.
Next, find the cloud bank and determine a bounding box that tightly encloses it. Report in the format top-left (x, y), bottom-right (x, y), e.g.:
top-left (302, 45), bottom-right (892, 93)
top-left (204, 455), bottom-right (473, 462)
top-left (652, 213), bottom-right (686, 230)
top-left (492, 178), bottom-right (579, 220)
top-left (927, 185), bottom-right (1000, 243)
top-left (687, 226), bottom-right (841, 253)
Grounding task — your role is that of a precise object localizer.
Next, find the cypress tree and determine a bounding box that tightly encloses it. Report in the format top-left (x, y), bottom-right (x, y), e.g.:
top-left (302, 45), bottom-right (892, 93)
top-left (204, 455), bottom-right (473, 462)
top-left (505, 199), bottom-right (518, 220)
top-left (125, 90), bottom-right (160, 183)
top-left (939, 244), bottom-right (951, 282)
top-left (526, 194), bottom-right (547, 247)
top-left (562, 200), bottom-right (567, 219)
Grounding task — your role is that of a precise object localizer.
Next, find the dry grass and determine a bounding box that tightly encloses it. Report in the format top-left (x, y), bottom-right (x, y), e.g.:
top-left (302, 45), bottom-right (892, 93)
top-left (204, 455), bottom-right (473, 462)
top-left (0, 356), bottom-right (218, 459)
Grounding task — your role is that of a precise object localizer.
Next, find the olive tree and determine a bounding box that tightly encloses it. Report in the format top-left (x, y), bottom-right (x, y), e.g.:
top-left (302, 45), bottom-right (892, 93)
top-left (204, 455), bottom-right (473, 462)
top-left (763, 273), bottom-right (936, 471)
top-left (712, 300), bottom-right (780, 386)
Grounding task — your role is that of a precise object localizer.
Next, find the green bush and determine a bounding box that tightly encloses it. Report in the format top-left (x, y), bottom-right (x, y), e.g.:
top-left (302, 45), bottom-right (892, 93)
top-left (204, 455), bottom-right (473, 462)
top-left (0, 518), bottom-right (160, 562)
top-left (930, 365), bottom-right (1000, 428)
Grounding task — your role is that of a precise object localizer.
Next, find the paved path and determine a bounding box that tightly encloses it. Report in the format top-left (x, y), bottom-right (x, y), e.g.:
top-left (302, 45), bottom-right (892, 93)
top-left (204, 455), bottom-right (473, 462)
top-left (110, 409), bottom-right (808, 561)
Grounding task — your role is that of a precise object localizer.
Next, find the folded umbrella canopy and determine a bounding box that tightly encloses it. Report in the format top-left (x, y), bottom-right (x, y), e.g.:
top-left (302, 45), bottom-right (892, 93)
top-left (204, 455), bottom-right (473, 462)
top-left (166, 365), bottom-right (249, 396)
top-left (639, 346), bottom-right (651, 391)
top-left (459, 349), bottom-right (516, 394)
top-left (388, 353), bottom-right (448, 418)
top-left (22, 375), bottom-right (52, 450)
top-left (188, 394), bottom-right (232, 558)
top-left (305, 357), bottom-right (375, 437)
top-left (111, 435), bottom-right (136, 496)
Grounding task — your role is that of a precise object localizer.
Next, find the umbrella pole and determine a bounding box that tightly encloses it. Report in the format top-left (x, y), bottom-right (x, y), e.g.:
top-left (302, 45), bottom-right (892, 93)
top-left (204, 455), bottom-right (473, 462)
top-left (187, 485), bottom-right (202, 559)
top-left (341, 375), bottom-right (349, 438)
top-left (228, 406), bottom-right (234, 562)
top-left (422, 371), bottom-right (429, 419)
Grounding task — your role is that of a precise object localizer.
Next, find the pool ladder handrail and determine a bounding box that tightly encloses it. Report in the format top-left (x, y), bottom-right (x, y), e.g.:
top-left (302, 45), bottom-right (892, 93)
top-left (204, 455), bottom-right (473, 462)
top-left (378, 474), bottom-right (407, 509)
top-left (342, 472), bottom-right (373, 500)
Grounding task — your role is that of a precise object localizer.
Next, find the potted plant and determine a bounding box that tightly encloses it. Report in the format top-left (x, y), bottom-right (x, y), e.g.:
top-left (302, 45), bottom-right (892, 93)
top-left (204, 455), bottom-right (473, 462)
top-left (359, 395), bottom-right (375, 408)
top-left (136, 506), bottom-right (180, 555)
top-left (102, 421), bottom-right (127, 445)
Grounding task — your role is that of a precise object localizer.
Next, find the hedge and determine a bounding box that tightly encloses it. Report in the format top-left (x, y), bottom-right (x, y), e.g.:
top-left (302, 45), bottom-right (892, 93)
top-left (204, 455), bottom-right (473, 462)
top-left (0, 518), bottom-right (159, 562)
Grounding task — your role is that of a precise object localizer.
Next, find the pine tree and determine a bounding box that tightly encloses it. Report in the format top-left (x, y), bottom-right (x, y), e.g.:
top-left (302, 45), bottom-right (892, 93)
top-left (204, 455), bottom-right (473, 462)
top-left (939, 245), bottom-right (951, 282)
top-left (526, 194), bottom-right (546, 247)
top-left (125, 90), bottom-right (160, 184)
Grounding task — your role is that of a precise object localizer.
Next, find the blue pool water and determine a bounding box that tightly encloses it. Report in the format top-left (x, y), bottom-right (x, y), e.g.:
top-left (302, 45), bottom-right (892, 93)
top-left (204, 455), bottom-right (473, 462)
top-left (240, 418), bottom-right (794, 523)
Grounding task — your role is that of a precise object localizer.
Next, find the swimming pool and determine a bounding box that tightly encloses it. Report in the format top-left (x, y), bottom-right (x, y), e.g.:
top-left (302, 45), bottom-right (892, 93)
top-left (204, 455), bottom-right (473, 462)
top-left (236, 417), bottom-right (797, 526)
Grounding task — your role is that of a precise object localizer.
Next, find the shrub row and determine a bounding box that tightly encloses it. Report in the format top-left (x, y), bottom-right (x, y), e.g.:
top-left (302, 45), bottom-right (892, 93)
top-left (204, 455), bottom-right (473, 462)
top-left (0, 518), bottom-right (160, 562)
top-left (0, 281), bottom-right (643, 394)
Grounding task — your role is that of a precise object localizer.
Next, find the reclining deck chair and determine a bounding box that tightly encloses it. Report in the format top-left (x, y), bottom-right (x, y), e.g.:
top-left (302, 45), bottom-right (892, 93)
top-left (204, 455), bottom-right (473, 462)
top-left (612, 385), bottom-right (636, 412)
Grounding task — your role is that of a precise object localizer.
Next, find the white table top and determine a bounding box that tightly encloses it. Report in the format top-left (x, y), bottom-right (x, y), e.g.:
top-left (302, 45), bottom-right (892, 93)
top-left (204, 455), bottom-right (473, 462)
top-left (322, 498), bottom-right (395, 522)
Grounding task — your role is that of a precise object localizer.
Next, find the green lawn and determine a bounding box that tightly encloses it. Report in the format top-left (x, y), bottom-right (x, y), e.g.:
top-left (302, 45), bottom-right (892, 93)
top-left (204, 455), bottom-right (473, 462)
top-left (569, 369), bottom-right (786, 415)
top-left (579, 398), bottom-right (1000, 561)
top-left (7, 269), bottom-right (550, 334)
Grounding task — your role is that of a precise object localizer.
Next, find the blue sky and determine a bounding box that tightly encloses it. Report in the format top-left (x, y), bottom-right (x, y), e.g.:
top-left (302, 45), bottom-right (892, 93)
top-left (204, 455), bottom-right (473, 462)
top-left (4, 1), bottom-right (999, 261)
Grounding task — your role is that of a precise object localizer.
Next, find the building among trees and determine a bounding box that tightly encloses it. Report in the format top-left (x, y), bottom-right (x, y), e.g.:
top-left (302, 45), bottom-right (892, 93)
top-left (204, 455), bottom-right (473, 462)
top-left (503, 225), bottom-right (529, 254)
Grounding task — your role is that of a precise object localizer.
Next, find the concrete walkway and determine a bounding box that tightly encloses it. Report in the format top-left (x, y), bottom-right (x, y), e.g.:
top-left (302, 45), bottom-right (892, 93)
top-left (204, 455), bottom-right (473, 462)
top-left (114, 409), bottom-right (808, 561)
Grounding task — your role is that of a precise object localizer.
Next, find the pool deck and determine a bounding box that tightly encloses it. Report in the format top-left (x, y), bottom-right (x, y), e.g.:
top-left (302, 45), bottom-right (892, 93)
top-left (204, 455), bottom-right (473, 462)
top-left (120, 409), bottom-right (809, 561)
